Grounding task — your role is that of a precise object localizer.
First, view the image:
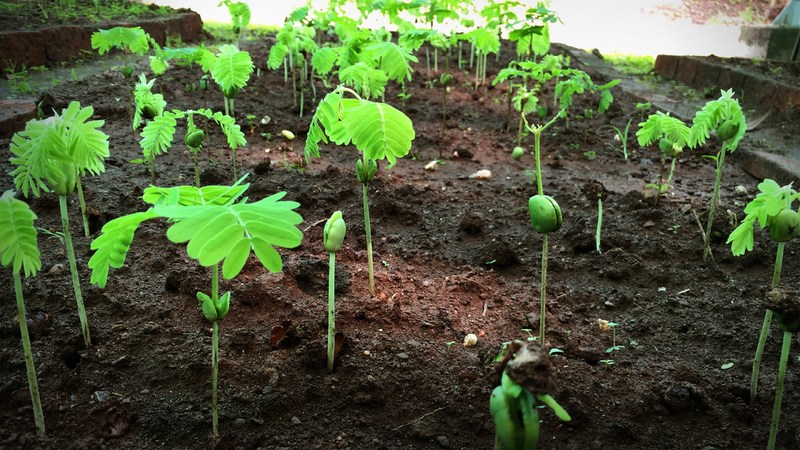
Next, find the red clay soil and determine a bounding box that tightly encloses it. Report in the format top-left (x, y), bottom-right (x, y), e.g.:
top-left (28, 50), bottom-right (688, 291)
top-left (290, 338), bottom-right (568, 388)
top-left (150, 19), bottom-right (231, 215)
top-left (2, 7), bottom-right (800, 450)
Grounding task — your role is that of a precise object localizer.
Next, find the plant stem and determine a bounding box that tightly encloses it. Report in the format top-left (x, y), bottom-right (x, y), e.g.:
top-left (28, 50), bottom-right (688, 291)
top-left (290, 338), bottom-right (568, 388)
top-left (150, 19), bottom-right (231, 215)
top-left (60, 195), bottom-right (90, 347)
top-left (193, 151), bottom-right (200, 188)
top-left (664, 157), bottom-right (678, 193)
top-left (534, 127), bottom-right (543, 196)
top-left (596, 194), bottom-right (602, 253)
top-left (767, 331), bottom-right (792, 450)
top-left (538, 234), bottom-right (549, 343)
top-left (75, 176), bottom-right (90, 237)
top-left (327, 252), bottom-right (336, 372)
top-left (703, 143), bottom-right (727, 261)
top-left (14, 271), bottom-right (46, 440)
top-left (362, 182), bottom-right (375, 297)
top-left (211, 263), bottom-right (219, 436)
top-left (751, 241), bottom-right (784, 404)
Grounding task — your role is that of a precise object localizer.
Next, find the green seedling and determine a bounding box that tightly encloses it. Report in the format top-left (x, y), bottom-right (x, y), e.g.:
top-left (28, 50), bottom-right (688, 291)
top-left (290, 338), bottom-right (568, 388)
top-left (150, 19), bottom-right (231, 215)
top-left (522, 111), bottom-right (565, 344)
top-left (91, 26), bottom-right (169, 76)
top-left (506, 2), bottom-right (560, 61)
top-left (139, 108), bottom-right (245, 186)
top-left (211, 44), bottom-right (254, 133)
top-left (554, 69), bottom-right (619, 129)
top-left (218, 0), bottom-right (250, 40)
top-left (439, 72), bottom-right (454, 145)
top-left (323, 211), bottom-right (346, 372)
top-left (636, 111), bottom-right (691, 200)
top-left (689, 89), bottom-right (746, 262)
top-left (305, 85), bottom-right (415, 297)
top-left (268, 21), bottom-right (318, 117)
top-left (10, 101), bottom-right (110, 347)
top-left (0, 191), bottom-right (45, 439)
top-left (490, 341), bottom-right (570, 449)
top-left (88, 177), bottom-right (303, 438)
top-left (599, 319), bottom-right (624, 353)
top-left (726, 179), bottom-right (799, 436)
top-left (635, 101), bottom-right (651, 123)
top-left (600, 118), bottom-right (632, 160)
top-left (596, 193), bottom-right (603, 253)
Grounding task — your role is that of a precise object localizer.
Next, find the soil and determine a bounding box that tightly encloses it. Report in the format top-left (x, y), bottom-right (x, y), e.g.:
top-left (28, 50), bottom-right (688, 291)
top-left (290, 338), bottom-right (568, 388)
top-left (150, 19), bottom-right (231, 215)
top-left (0, 0), bottom-right (177, 32)
top-left (2, 6), bottom-right (800, 450)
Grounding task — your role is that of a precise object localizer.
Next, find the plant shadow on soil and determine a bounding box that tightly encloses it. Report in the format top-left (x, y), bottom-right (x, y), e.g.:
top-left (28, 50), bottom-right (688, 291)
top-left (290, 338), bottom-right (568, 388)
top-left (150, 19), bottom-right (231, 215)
top-left (2, 12), bottom-right (800, 450)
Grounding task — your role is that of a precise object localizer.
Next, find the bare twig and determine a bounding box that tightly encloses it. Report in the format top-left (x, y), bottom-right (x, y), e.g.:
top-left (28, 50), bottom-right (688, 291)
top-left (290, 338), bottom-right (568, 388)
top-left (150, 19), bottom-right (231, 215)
top-left (392, 406), bottom-right (447, 431)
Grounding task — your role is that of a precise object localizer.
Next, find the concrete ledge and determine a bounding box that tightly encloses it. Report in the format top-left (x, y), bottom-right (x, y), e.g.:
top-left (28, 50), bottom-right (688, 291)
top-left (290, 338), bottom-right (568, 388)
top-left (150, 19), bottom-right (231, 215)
top-left (654, 54), bottom-right (800, 112)
top-left (0, 11), bottom-right (202, 71)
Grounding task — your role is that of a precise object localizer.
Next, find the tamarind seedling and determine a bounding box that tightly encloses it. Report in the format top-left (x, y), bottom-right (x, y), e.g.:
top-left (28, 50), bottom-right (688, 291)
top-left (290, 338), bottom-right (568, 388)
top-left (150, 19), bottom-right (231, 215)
top-left (324, 211), bottom-right (346, 372)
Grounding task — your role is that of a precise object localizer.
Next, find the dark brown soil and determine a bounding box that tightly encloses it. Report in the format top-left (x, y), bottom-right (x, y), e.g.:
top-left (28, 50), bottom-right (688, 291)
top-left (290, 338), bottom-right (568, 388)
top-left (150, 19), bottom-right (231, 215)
top-left (0, 0), bottom-right (176, 32)
top-left (2, 8), bottom-right (800, 450)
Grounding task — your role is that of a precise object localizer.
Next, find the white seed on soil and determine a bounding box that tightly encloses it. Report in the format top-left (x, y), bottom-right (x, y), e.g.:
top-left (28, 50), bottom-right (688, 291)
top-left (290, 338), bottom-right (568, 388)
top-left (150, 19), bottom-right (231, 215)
top-left (735, 185), bottom-right (748, 195)
top-left (469, 169), bottom-right (492, 180)
top-left (463, 333), bottom-right (478, 347)
top-left (424, 160), bottom-right (439, 171)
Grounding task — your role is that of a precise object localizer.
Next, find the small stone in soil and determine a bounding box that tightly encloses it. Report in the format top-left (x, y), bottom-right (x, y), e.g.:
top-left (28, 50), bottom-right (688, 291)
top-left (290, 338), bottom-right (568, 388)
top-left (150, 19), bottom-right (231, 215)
top-left (291, 416), bottom-right (301, 425)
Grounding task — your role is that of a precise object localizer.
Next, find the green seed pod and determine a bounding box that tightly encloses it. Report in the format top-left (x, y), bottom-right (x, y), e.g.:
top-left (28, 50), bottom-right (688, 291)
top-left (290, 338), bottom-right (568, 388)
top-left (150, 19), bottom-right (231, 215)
top-left (356, 159), bottom-right (377, 184)
top-left (768, 209), bottom-right (800, 242)
top-left (324, 210), bottom-right (346, 253)
top-left (490, 385), bottom-right (524, 450)
top-left (281, 130), bottom-right (295, 140)
top-left (223, 86), bottom-right (240, 99)
top-left (199, 75), bottom-right (209, 91)
top-left (511, 146), bottom-right (524, 160)
top-left (439, 72), bottom-right (454, 86)
top-left (216, 291), bottom-right (231, 320)
top-left (528, 195), bottom-right (562, 234)
top-left (184, 130), bottom-right (205, 149)
top-left (197, 292), bottom-right (218, 322)
top-left (141, 104), bottom-right (158, 120)
top-left (716, 119), bottom-right (738, 142)
top-left (658, 137), bottom-right (673, 154)
top-left (51, 161), bottom-right (77, 196)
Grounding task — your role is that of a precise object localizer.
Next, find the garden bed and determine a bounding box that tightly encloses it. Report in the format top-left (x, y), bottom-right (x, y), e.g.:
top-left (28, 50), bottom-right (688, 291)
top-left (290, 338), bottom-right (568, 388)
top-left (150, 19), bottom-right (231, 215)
top-left (2, 12), bottom-right (800, 450)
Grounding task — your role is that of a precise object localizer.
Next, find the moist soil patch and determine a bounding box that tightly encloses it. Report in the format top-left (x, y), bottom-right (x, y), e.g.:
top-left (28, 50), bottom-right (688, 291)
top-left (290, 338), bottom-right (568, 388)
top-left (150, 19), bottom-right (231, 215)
top-left (2, 21), bottom-right (800, 450)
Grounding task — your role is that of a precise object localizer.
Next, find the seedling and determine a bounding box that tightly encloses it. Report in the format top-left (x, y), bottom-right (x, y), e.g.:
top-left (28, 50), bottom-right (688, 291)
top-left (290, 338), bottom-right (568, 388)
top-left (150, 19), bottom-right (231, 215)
top-left (305, 85), bottom-right (415, 297)
top-left (490, 341), bottom-right (570, 449)
top-left (218, 0), bottom-right (250, 40)
top-left (688, 89), bottom-right (746, 261)
top-left (139, 108), bottom-right (245, 186)
top-left (635, 101), bottom-right (651, 123)
top-left (636, 111), bottom-right (691, 200)
top-left (323, 211), bottom-right (346, 372)
top-left (88, 178), bottom-right (304, 437)
top-left (506, 2), bottom-right (560, 61)
top-left (598, 319), bottom-right (624, 353)
top-left (726, 179), bottom-right (799, 424)
top-left (91, 26), bottom-right (168, 76)
top-left (596, 193), bottom-right (603, 253)
top-left (522, 111), bottom-right (565, 344)
top-left (211, 44), bottom-right (254, 127)
top-left (439, 72), bottom-right (454, 144)
top-left (0, 191), bottom-right (45, 439)
top-left (600, 118), bottom-right (632, 160)
top-left (10, 101), bottom-right (110, 347)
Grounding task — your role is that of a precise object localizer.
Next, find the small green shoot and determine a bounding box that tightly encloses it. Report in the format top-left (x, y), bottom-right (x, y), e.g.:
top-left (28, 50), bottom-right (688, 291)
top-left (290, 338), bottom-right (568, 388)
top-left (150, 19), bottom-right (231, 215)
top-left (323, 211), bottom-right (346, 372)
top-left (0, 191), bottom-right (45, 439)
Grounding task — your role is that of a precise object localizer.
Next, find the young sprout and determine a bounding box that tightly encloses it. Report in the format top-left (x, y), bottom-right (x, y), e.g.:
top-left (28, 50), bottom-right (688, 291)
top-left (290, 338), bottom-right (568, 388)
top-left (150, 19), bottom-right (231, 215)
top-left (596, 193), bottom-right (603, 253)
top-left (0, 191), bottom-right (45, 439)
top-left (323, 211), bottom-right (346, 372)
top-left (726, 179), bottom-right (799, 411)
top-left (635, 111), bottom-right (691, 200)
top-left (10, 101), bottom-right (110, 347)
top-left (305, 85), bottom-right (415, 297)
top-left (688, 89), bottom-right (747, 261)
top-left (89, 177), bottom-right (303, 437)
top-left (490, 341), bottom-right (570, 449)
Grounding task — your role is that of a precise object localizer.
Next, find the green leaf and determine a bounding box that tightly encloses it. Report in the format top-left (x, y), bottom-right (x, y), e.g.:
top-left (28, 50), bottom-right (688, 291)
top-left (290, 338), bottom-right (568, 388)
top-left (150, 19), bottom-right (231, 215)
top-left (688, 89), bottom-right (746, 151)
top-left (140, 113), bottom-right (177, 161)
top-left (88, 210), bottom-right (157, 287)
top-left (339, 62), bottom-right (389, 100)
top-left (311, 46), bottom-right (338, 76)
top-left (267, 43), bottom-right (288, 70)
top-left (91, 26), bottom-right (150, 55)
top-left (0, 191), bottom-right (41, 277)
top-left (344, 100), bottom-right (415, 165)
top-left (155, 193), bottom-right (303, 279)
top-left (366, 41), bottom-right (418, 83)
top-left (143, 176), bottom-right (249, 207)
top-left (726, 215), bottom-right (755, 256)
top-left (211, 44), bottom-right (254, 93)
top-left (636, 112), bottom-right (690, 148)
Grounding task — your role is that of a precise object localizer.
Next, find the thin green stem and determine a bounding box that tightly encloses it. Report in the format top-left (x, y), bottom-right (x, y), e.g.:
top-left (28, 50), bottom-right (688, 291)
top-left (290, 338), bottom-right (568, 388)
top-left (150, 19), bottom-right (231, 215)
top-left (75, 176), bottom-right (90, 238)
top-left (703, 144), bottom-right (727, 261)
top-left (193, 150), bottom-right (200, 188)
top-left (211, 263), bottom-right (219, 436)
top-left (534, 129), bottom-right (543, 195)
top-left (60, 195), bottom-right (90, 347)
top-left (327, 252), bottom-right (336, 372)
top-left (15, 271), bottom-right (46, 440)
top-left (751, 242), bottom-right (784, 404)
top-left (767, 331), bottom-right (792, 450)
top-left (362, 182), bottom-right (375, 297)
top-left (596, 195), bottom-right (603, 253)
top-left (538, 233), bottom-right (549, 343)
top-left (664, 157), bottom-right (678, 193)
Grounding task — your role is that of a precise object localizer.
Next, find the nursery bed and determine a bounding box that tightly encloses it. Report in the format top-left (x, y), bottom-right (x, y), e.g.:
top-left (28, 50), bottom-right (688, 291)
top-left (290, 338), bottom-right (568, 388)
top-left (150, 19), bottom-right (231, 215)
top-left (2, 13), bottom-right (800, 450)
